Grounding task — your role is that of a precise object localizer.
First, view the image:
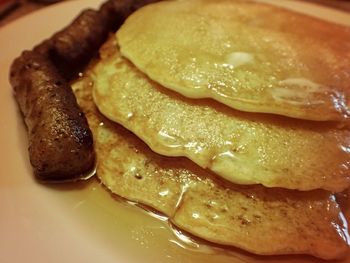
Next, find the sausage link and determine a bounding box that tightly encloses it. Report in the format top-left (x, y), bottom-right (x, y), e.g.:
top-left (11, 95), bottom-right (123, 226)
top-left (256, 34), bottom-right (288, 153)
top-left (44, 9), bottom-right (111, 79)
top-left (10, 51), bottom-right (95, 181)
top-left (10, 0), bottom-right (162, 181)
top-left (33, 0), bottom-right (162, 80)
top-left (99, 0), bottom-right (162, 31)
top-left (98, 0), bottom-right (133, 31)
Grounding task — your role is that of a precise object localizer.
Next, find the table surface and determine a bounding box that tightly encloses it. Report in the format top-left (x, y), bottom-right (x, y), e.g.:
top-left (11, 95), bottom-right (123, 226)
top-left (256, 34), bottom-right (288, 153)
top-left (0, 0), bottom-right (350, 28)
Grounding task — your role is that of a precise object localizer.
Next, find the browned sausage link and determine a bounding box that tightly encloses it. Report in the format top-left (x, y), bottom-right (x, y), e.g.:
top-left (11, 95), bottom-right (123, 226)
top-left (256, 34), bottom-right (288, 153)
top-left (10, 0), bottom-right (163, 181)
top-left (44, 9), bottom-right (111, 80)
top-left (131, 0), bottom-right (163, 11)
top-left (10, 51), bottom-right (95, 181)
top-left (99, 0), bottom-right (162, 31)
top-left (33, 0), bottom-right (162, 79)
top-left (98, 0), bottom-right (134, 32)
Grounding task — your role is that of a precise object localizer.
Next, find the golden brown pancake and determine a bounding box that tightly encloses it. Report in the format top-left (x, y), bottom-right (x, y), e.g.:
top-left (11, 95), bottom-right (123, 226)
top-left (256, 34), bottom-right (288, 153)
top-left (117, 0), bottom-right (350, 121)
top-left (71, 59), bottom-right (349, 260)
top-left (92, 37), bottom-right (350, 192)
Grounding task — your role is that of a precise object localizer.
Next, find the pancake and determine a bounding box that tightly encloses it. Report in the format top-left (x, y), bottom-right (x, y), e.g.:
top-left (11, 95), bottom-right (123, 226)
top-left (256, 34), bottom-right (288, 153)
top-left (92, 37), bottom-right (350, 192)
top-left (71, 64), bottom-right (349, 260)
top-left (116, 0), bottom-right (350, 121)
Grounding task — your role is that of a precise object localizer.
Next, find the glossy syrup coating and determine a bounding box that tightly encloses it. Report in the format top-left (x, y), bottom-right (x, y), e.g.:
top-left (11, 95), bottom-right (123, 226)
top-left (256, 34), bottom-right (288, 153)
top-left (72, 68), bottom-right (349, 260)
top-left (92, 38), bottom-right (350, 192)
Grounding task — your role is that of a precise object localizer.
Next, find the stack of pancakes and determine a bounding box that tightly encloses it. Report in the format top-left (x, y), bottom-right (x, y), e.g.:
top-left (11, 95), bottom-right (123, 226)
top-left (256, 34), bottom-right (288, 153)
top-left (71, 0), bottom-right (350, 260)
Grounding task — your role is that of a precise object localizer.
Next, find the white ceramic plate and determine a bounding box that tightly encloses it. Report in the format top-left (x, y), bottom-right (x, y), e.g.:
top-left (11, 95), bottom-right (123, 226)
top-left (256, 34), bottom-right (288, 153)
top-left (0, 1), bottom-right (349, 262)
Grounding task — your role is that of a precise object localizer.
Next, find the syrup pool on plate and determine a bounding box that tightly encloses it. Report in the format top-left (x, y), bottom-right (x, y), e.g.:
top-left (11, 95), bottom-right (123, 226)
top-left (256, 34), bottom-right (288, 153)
top-left (45, 178), bottom-right (350, 263)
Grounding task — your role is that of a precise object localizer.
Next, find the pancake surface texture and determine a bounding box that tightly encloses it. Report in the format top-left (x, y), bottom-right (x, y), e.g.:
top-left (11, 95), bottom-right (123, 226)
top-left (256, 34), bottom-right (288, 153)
top-left (117, 0), bottom-right (350, 121)
top-left (92, 37), bottom-right (350, 192)
top-left (71, 54), bottom-right (349, 260)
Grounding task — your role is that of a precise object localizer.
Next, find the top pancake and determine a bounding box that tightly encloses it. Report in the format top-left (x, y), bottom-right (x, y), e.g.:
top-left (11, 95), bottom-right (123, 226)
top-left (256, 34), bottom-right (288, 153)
top-left (117, 0), bottom-right (350, 121)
